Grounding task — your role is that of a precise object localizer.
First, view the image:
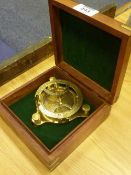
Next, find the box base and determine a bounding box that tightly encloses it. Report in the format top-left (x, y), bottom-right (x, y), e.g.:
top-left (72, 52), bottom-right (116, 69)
top-left (0, 66), bottom-right (111, 170)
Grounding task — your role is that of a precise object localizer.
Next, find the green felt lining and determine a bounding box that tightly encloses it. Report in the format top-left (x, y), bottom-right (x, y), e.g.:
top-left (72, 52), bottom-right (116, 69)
top-left (10, 90), bottom-right (95, 150)
top-left (60, 10), bottom-right (121, 91)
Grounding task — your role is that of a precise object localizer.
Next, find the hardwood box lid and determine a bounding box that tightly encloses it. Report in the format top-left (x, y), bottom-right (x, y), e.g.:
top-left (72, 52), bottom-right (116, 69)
top-left (49, 0), bottom-right (131, 104)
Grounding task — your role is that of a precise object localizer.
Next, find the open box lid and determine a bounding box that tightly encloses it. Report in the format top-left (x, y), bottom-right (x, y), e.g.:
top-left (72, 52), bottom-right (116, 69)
top-left (49, 0), bottom-right (131, 104)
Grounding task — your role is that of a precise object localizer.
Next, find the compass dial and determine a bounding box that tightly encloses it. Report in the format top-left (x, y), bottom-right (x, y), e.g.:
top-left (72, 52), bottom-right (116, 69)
top-left (32, 77), bottom-right (90, 125)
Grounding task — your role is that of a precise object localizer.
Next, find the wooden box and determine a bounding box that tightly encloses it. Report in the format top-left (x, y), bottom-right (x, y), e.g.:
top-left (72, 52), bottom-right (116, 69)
top-left (0, 0), bottom-right (131, 171)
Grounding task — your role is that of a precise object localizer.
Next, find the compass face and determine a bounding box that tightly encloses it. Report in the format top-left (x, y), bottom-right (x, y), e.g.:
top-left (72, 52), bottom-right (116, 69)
top-left (36, 77), bottom-right (83, 119)
top-left (32, 77), bottom-right (90, 125)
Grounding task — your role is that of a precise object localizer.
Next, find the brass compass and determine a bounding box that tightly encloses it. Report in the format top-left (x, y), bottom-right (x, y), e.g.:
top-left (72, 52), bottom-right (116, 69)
top-left (32, 77), bottom-right (90, 125)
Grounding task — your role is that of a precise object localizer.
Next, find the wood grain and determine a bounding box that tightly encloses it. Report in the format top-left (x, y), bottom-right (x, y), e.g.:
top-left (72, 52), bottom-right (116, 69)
top-left (0, 6), bottom-right (131, 175)
top-left (0, 38), bottom-right (53, 86)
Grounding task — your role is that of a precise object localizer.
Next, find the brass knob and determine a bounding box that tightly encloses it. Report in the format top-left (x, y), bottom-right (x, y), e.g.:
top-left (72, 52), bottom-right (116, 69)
top-left (32, 112), bottom-right (42, 125)
top-left (82, 104), bottom-right (90, 115)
